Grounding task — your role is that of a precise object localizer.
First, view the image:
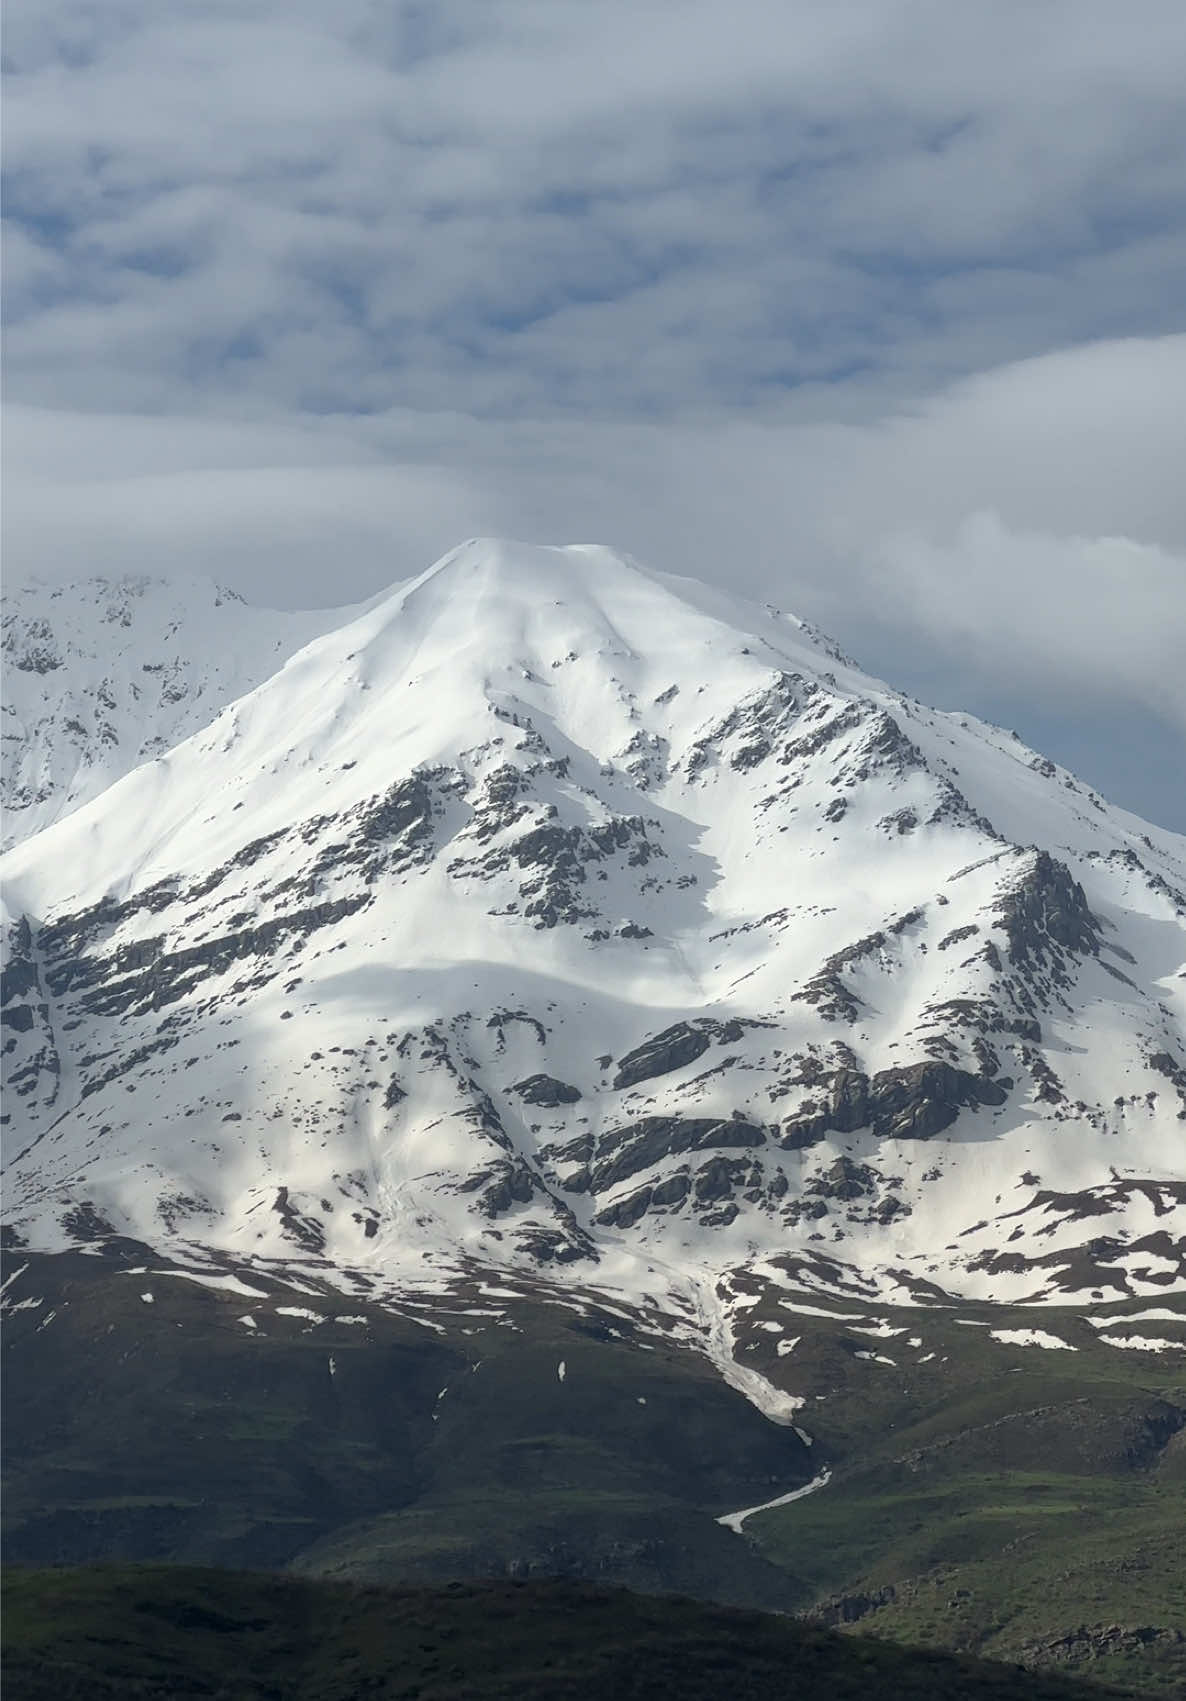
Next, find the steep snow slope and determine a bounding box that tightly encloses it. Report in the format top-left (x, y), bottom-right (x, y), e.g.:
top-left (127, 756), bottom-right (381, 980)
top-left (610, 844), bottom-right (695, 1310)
top-left (3, 541), bottom-right (1184, 1368)
top-left (2, 574), bottom-right (357, 848)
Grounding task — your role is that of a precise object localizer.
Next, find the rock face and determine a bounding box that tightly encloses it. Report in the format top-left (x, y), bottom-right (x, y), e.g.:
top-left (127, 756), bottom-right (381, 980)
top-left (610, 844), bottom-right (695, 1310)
top-left (995, 852), bottom-right (1101, 969)
top-left (614, 1024), bottom-right (713, 1090)
top-left (589, 1117), bottom-right (767, 1195)
top-left (513, 1074), bottom-right (582, 1108)
top-left (1, 538), bottom-right (1183, 1322)
top-left (780, 1062), bottom-right (1008, 1149)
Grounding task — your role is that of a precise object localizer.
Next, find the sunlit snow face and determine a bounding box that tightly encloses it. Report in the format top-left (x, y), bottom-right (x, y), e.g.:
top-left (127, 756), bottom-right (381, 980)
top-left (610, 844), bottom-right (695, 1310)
top-left (3, 541), bottom-right (1182, 1324)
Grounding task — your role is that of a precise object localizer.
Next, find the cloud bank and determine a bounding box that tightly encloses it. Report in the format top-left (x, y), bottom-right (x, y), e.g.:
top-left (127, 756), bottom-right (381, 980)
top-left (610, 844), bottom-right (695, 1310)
top-left (4, 1), bottom-right (1184, 824)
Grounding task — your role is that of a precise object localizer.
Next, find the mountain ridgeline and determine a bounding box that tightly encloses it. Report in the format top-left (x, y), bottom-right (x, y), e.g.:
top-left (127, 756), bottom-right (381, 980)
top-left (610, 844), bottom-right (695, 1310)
top-left (4, 539), bottom-right (1183, 1305)
top-left (3, 541), bottom-right (1184, 1693)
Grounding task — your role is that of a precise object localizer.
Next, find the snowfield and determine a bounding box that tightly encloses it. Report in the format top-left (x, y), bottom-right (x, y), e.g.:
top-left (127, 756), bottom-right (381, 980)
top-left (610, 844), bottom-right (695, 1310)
top-left (3, 539), bottom-right (1184, 1391)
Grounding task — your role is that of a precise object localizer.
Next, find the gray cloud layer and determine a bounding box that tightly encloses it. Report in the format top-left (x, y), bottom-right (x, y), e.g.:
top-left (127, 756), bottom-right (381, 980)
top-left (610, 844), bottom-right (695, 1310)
top-left (4, 1), bottom-right (1185, 825)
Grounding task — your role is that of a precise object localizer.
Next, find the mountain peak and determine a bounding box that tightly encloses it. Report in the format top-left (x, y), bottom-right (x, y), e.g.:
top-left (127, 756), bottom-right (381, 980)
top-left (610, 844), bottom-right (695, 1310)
top-left (2, 543), bottom-right (1183, 1345)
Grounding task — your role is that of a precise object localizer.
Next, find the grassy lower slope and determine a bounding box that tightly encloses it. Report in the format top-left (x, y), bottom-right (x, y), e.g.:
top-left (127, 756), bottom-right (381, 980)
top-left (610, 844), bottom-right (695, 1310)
top-left (753, 1469), bottom-right (1185, 1695)
top-left (0, 1566), bottom-right (1145, 1701)
top-left (735, 1308), bottom-right (1186, 1697)
top-left (4, 1247), bottom-right (1184, 1693)
top-left (0, 1246), bottom-right (809, 1608)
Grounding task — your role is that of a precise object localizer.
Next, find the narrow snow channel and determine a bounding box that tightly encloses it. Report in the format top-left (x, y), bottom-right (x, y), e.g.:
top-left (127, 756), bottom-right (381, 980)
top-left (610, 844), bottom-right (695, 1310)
top-left (716, 1468), bottom-right (832, 1535)
top-left (0, 1263), bottom-right (30, 1298)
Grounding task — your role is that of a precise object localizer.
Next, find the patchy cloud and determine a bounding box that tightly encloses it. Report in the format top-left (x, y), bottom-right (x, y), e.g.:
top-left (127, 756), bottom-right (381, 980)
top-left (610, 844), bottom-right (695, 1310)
top-left (3, 1), bottom-right (1184, 824)
top-left (7, 1), bottom-right (1186, 416)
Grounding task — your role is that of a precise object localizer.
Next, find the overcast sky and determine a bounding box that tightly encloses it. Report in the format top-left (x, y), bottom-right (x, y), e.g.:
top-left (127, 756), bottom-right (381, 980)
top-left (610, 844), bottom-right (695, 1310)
top-left (4, 1), bottom-right (1185, 828)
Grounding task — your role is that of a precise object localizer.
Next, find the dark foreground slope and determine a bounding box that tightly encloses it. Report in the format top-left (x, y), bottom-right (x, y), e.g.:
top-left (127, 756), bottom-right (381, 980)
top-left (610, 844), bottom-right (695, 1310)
top-left (0, 1568), bottom-right (1145, 1701)
top-left (4, 1245), bottom-right (1185, 1695)
top-left (0, 1246), bottom-right (809, 1611)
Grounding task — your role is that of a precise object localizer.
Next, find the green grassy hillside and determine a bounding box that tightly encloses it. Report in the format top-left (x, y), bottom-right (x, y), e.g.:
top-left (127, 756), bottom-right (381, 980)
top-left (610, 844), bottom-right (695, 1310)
top-left (4, 1245), bottom-right (1183, 1693)
top-left (731, 1302), bottom-right (1186, 1696)
top-left (0, 1567), bottom-right (1146, 1701)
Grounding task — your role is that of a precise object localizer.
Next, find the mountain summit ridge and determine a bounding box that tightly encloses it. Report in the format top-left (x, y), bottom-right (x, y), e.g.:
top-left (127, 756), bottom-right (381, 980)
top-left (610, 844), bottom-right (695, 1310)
top-left (0, 569), bottom-right (368, 850)
top-left (3, 539), bottom-right (1184, 1387)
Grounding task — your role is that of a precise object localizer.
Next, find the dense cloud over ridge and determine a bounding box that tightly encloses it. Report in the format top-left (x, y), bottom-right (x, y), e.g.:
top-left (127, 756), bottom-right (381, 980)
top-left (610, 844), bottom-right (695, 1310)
top-left (3, 0), bottom-right (1184, 824)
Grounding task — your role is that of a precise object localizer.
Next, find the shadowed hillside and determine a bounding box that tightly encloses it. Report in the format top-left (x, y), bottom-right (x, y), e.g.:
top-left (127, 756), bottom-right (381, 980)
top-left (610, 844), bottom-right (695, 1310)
top-left (0, 1568), bottom-right (1148, 1701)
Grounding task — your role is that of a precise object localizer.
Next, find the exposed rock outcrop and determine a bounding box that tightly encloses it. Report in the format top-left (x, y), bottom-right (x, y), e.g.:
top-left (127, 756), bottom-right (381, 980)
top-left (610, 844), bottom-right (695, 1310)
top-left (613, 1023), bottom-right (713, 1089)
top-left (781, 1060), bottom-right (1008, 1148)
top-left (591, 1116), bottom-right (767, 1193)
top-left (513, 1073), bottom-right (582, 1108)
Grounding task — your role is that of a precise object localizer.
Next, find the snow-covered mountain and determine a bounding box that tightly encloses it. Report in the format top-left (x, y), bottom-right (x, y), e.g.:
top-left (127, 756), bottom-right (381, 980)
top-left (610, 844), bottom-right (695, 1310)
top-left (2, 573), bottom-right (353, 849)
top-left (3, 540), bottom-right (1184, 1390)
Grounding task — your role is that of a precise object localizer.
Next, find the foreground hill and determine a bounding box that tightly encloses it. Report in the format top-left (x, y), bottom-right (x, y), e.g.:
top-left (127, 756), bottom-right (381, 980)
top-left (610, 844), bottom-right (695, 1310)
top-left (0, 1568), bottom-right (1150, 1701)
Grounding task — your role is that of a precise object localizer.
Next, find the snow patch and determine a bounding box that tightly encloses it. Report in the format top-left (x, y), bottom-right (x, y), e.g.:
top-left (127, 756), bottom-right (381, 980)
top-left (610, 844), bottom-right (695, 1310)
top-left (1087, 1308), bottom-right (1183, 1327)
top-left (155, 1270), bottom-right (270, 1299)
top-left (989, 1328), bottom-right (1076, 1350)
top-left (0, 1264), bottom-right (30, 1298)
top-left (717, 1467), bottom-right (833, 1533)
top-left (1099, 1334), bottom-right (1183, 1352)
